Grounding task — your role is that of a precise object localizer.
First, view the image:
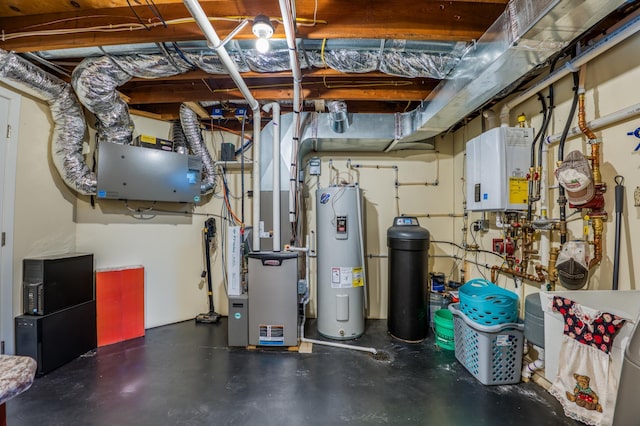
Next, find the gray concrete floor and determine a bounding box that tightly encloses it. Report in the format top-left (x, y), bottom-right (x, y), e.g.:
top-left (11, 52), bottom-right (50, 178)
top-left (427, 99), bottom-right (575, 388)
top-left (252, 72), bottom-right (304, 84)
top-left (7, 318), bottom-right (581, 425)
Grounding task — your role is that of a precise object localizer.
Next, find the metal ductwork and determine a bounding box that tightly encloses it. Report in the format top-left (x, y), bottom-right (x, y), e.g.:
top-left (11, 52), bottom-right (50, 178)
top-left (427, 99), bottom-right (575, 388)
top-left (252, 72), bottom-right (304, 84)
top-left (396, 0), bottom-right (630, 143)
top-left (0, 48), bottom-right (96, 195)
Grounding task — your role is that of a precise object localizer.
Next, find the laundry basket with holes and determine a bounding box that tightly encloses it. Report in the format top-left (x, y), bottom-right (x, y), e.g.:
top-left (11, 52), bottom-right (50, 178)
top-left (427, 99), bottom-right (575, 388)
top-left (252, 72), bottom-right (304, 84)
top-left (458, 278), bottom-right (519, 326)
top-left (449, 303), bottom-right (524, 385)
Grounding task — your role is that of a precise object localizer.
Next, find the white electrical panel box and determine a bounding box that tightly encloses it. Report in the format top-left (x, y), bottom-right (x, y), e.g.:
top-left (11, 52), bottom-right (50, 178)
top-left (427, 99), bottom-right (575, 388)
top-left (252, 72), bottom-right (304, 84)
top-left (465, 127), bottom-right (533, 211)
top-left (226, 226), bottom-right (242, 296)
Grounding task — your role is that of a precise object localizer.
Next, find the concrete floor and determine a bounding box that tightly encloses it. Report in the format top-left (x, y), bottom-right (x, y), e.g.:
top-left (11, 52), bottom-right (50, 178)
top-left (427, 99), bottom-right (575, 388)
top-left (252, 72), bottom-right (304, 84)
top-left (7, 318), bottom-right (582, 425)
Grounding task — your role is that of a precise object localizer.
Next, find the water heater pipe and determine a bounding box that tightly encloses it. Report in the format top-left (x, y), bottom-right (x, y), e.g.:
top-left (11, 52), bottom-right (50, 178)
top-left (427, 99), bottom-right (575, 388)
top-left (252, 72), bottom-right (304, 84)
top-left (183, 0), bottom-right (262, 251)
top-left (264, 102), bottom-right (281, 251)
top-left (500, 14), bottom-right (640, 126)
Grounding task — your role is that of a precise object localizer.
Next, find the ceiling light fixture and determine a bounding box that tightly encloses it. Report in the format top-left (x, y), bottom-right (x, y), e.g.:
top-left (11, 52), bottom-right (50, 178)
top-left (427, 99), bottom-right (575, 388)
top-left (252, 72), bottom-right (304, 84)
top-left (252, 15), bottom-right (274, 54)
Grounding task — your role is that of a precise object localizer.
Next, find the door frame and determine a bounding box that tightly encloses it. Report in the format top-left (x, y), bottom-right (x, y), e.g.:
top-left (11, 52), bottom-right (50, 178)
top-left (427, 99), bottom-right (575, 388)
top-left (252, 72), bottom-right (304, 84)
top-left (0, 85), bottom-right (21, 354)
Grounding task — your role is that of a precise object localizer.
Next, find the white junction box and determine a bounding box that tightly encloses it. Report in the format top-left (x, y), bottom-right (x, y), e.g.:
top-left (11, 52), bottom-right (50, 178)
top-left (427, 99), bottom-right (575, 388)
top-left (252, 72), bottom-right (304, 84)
top-left (226, 226), bottom-right (242, 296)
top-left (465, 127), bottom-right (533, 211)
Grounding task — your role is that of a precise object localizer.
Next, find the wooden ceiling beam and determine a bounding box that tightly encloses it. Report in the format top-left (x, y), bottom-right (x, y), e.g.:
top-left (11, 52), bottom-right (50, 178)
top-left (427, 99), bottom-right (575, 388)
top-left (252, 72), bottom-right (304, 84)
top-left (125, 86), bottom-right (431, 104)
top-left (0, 1), bottom-right (507, 52)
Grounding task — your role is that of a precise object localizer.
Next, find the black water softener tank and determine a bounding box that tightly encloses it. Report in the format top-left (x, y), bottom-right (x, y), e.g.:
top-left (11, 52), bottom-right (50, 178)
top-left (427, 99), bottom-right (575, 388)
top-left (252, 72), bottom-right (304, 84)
top-left (387, 217), bottom-right (430, 342)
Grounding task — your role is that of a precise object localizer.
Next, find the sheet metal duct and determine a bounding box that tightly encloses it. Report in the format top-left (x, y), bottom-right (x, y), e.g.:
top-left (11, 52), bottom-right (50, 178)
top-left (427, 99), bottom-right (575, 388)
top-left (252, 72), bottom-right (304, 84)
top-left (396, 0), bottom-right (630, 143)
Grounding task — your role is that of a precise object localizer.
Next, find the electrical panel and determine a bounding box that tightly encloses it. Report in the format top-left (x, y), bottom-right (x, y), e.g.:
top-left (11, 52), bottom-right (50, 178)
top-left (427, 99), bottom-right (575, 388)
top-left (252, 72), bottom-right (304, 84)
top-left (465, 127), bottom-right (533, 211)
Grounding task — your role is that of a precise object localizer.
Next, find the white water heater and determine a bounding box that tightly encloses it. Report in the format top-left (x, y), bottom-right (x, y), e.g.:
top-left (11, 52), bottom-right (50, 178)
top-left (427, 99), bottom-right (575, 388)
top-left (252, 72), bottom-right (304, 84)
top-left (316, 185), bottom-right (365, 340)
top-left (465, 127), bottom-right (533, 211)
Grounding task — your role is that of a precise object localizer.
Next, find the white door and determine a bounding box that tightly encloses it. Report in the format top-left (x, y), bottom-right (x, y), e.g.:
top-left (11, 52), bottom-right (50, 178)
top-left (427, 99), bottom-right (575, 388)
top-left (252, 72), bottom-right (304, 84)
top-left (0, 86), bottom-right (21, 354)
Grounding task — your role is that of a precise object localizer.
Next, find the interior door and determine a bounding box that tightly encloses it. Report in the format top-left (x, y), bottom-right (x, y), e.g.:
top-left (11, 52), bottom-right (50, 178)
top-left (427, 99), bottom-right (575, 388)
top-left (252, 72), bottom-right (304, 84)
top-left (0, 86), bottom-right (21, 354)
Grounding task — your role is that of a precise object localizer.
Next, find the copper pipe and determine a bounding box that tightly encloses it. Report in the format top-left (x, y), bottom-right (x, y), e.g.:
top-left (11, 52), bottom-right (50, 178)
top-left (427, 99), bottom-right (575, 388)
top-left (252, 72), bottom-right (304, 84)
top-left (589, 142), bottom-right (602, 185)
top-left (578, 94), bottom-right (597, 141)
top-left (589, 216), bottom-right (603, 269)
top-left (547, 247), bottom-right (560, 291)
top-left (490, 264), bottom-right (546, 283)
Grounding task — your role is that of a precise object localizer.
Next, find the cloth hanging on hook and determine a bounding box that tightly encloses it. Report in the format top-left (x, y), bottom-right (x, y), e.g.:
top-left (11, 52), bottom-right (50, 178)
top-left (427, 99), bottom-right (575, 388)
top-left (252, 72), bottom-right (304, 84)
top-left (549, 296), bottom-right (625, 426)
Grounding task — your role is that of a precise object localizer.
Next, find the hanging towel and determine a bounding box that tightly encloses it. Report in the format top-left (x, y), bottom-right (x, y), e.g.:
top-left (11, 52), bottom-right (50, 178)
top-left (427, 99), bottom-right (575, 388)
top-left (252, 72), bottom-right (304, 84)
top-left (549, 296), bottom-right (625, 426)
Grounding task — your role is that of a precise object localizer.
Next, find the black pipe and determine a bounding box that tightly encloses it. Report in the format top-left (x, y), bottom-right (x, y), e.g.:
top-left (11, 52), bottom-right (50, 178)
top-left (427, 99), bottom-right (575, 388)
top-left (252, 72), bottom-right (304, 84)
top-left (557, 71), bottom-right (581, 244)
top-left (612, 175), bottom-right (624, 290)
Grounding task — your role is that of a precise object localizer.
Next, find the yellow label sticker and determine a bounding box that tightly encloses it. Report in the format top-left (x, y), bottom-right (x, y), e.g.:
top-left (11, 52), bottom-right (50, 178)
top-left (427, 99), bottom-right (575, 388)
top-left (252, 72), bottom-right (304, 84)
top-left (352, 267), bottom-right (364, 287)
top-left (509, 177), bottom-right (528, 205)
top-left (139, 134), bottom-right (156, 144)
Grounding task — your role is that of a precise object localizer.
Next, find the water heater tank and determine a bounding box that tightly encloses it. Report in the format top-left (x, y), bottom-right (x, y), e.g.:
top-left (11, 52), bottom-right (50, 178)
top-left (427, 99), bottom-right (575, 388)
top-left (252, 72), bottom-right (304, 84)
top-left (316, 185), bottom-right (365, 340)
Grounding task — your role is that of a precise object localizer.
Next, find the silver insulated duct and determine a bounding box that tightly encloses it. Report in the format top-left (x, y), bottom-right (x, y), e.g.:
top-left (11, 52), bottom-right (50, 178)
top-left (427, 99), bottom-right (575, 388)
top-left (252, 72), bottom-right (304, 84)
top-left (0, 48), bottom-right (96, 195)
top-left (179, 103), bottom-right (216, 194)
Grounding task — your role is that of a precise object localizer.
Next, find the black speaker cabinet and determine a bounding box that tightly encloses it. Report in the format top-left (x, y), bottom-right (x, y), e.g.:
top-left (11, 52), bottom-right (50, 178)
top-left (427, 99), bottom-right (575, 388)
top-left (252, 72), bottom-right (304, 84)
top-left (15, 300), bottom-right (97, 376)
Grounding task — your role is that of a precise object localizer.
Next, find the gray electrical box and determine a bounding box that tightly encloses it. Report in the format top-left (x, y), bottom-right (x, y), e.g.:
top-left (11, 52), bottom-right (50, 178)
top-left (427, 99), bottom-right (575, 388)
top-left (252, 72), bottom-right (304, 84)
top-left (248, 252), bottom-right (298, 346)
top-left (96, 142), bottom-right (202, 203)
top-left (228, 294), bottom-right (249, 347)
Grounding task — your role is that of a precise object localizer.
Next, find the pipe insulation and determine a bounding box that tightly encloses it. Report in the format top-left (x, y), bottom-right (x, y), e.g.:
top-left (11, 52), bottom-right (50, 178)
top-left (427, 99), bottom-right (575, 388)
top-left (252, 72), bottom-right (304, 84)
top-left (0, 48), bottom-right (96, 195)
top-left (179, 104), bottom-right (216, 194)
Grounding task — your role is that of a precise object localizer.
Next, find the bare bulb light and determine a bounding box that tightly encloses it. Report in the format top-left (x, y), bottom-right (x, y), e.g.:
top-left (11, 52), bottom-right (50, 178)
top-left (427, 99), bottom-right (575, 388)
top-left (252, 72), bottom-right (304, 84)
top-left (255, 37), bottom-right (271, 54)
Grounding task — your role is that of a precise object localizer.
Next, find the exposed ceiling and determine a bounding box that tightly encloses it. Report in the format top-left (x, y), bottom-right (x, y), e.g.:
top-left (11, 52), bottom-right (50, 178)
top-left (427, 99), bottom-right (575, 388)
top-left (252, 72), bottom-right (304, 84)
top-left (0, 0), bottom-right (637, 133)
top-left (0, 0), bottom-right (511, 127)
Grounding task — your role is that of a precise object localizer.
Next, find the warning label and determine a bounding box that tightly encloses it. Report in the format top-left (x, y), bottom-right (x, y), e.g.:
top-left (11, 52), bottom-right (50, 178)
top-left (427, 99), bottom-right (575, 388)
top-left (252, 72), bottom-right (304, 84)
top-left (331, 267), bottom-right (360, 289)
top-left (509, 177), bottom-right (528, 205)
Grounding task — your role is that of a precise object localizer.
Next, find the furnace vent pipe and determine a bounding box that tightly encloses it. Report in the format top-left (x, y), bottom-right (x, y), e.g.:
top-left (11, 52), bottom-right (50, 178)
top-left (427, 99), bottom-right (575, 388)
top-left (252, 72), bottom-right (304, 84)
top-left (183, 0), bottom-right (262, 251)
top-left (263, 102), bottom-right (281, 251)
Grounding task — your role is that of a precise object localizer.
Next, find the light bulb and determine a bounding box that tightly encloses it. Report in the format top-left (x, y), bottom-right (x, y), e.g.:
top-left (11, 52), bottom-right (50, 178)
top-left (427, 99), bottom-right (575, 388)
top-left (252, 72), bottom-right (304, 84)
top-left (256, 37), bottom-right (270, 54)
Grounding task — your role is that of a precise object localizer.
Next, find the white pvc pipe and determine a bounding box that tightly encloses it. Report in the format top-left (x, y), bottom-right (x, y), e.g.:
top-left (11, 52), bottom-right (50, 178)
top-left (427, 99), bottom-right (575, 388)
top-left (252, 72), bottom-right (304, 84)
top-left (182, 0), bottom-right (262, 251)
top-left (264, 102), bottom-right (281, 251)
top-left (500, 14), bottom-right (640, 126)
top-left (539, 142), bottom-right (550, 269)
top-left (279, 0), bottom-right (302, 224)
top-left (545, 102), bottom-right (640, 144)
top-left (522, 346), bottom-right (545, 379)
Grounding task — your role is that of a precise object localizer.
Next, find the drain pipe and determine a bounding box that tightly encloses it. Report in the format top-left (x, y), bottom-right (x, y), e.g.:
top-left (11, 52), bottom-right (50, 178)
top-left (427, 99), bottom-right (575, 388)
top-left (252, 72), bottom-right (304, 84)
top-left (500, 14), bottom-right (640, 126)
top-left (522, 346), bottom-right (545, 380)
top-left (264, 102), bottom-right (281, 251)
top-left (279, 0), bottom-right (303, 229)
top-left (288, 239), bottom-right (378, 355)
top-left (183, 0), bottom-right (262, 251)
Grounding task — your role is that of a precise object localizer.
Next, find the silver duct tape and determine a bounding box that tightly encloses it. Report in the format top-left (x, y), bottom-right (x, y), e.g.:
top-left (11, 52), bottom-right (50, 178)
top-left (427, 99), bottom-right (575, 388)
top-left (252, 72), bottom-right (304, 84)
top-left (0, 49), bottom-right (96, 195)
top-left (179, 104), bottom-right (216, 195)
